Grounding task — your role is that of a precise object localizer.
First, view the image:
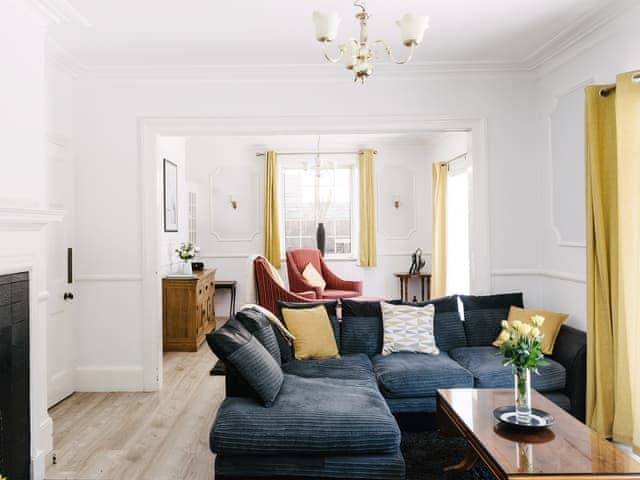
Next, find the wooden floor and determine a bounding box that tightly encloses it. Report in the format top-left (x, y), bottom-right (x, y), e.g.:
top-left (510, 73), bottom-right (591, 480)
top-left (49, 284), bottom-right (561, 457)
top-left (46, 345), bottom-right (224, 480)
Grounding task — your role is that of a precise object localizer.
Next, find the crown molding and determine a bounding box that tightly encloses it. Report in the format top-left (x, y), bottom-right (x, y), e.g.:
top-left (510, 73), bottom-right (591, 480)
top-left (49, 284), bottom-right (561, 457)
top-left (46, 0), bottom-right (637, 82)
top-left (25, 0), bottom-right (91, 26)
top-left (524, 0), bottom-right (638, 73)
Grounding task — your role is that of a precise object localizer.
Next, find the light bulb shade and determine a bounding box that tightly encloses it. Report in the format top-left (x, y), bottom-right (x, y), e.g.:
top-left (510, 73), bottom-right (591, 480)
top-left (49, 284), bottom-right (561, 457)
top-left (396, 13), bottom-right (429, 46)
top-left (312, 11), bottom-right (341, 42)
top-left (341, 40), bottom-right (359, 68)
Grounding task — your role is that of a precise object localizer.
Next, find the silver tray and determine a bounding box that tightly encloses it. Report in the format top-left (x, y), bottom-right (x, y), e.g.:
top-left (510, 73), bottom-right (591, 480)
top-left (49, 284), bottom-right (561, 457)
top-left (493, 406), bottom-right (555, 430)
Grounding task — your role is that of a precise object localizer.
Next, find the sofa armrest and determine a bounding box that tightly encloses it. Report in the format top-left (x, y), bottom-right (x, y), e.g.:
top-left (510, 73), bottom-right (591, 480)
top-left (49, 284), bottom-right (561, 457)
top-left (550, 324), bottom-right (587, 422)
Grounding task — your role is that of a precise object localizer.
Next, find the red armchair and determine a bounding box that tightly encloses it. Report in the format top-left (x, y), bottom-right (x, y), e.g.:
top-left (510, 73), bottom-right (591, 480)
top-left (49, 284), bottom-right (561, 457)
top-left (286, 249), bottom-right (363, 300)
top-left (254, 256), bottom-right (317, 315)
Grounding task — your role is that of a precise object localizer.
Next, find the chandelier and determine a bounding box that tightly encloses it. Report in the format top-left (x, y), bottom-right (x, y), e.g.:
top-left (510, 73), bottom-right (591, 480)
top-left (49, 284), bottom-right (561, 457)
top-left (312, 0), bottom-right (429, 83)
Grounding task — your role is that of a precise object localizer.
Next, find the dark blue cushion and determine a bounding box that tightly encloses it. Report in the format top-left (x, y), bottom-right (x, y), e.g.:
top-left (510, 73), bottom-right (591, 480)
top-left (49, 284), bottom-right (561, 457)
top-left (385, 396), bottom-right (437, 414)
top-left (342, 296), bottom-right (465, 356)
top-left (211, 374), bottom-right (400, 455)
top-left (276, 301), bottom-right (340, 354)
top-left (460, 292), bottom-right (524, 346)
top-left (282, 353), bottom-right (375, 384)
top-left (235, 308), bottom-right (281, 365)
top-left (206, 319), bottom-right (283, 407)
top-left (372, 351), bottom-right (473, 399)
top-left (448, 346), bottom-right (566, 392)
top-left (215, 451), bottom-right (405, 480)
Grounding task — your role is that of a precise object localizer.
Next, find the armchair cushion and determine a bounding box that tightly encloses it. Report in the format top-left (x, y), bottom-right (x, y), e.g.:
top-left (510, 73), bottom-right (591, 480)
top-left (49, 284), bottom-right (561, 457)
top-left (302, 262), bottom-right (326, 290)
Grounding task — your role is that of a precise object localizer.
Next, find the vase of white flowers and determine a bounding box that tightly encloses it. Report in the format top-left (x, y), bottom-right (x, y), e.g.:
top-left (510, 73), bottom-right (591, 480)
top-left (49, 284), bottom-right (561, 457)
top-left (175, 242), bottom-right (198, 275)
top-left (497, 315), bottom-right (547, 424)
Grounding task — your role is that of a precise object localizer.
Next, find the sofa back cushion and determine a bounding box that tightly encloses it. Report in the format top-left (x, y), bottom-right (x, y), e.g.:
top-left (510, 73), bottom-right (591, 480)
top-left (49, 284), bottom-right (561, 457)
top-left (341, 295), bottom-right (467, 355)
top-left (235, 308), bottom-right (281, 366)
top-left (206, 318), bottom-right (283, 406)
top-left (460, 292), bottom-right (524, 347)
top-left (276, 301), bottom-right (339, 361)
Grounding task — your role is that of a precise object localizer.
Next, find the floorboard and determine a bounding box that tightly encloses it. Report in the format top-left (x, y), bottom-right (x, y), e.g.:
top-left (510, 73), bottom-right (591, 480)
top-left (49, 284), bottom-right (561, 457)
top-left (46, 344), bottom-right (223, 480)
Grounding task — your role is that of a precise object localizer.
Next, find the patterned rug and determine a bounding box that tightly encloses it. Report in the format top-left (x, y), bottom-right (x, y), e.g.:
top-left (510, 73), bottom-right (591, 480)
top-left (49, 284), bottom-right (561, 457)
top-left (402, 430), bottom-right (493, 480)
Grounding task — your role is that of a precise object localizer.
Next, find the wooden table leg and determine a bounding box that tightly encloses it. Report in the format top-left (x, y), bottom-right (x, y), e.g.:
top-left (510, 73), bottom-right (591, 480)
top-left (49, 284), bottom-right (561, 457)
top-left (421, 277), bottom-right (426, 301)
top-left (443, 448), bottom-right (479, 472)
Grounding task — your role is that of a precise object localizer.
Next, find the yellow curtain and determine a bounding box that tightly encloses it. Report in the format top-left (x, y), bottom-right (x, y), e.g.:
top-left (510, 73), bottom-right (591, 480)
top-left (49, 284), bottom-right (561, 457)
top-left (586, 71), bottom-right (640, 452)
top-left (358, 149), bottom-right (376, 267)
top-left (431, 162), bottom-right (448, 298)
top-left (263, 151), bottom-right (281, 268)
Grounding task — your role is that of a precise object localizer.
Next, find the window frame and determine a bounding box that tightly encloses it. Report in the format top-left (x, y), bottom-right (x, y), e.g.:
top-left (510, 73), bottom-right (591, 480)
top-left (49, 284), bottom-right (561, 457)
top-left (279, 156), bottom-right (358, 261)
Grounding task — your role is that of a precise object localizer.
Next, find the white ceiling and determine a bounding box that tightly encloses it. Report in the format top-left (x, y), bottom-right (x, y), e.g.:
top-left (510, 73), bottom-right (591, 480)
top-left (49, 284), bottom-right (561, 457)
top-left (48, 0), bottom-right (628, 68)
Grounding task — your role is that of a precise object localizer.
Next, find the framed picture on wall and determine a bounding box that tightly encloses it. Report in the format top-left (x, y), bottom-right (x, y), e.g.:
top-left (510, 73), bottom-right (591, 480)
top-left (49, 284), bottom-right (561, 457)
top-left (163, 158), bottom-right (178, 232)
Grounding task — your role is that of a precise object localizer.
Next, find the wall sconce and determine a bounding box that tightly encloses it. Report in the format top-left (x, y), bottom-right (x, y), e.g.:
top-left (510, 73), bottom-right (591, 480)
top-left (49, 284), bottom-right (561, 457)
top-left (230, 195), bottom-right (238, 210)
top-left (392, 195), bottom-right (401, 209)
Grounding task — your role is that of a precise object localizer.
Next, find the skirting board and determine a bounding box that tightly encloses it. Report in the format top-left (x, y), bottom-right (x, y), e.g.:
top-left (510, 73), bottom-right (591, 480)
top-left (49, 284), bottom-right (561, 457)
top-left (75, 365), bottom-right (145, 392)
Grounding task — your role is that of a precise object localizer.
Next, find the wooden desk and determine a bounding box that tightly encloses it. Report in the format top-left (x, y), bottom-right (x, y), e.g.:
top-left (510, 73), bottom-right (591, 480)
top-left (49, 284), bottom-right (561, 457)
top-left (437, 388), bottom-right (640, 480)
top-left (394, 272), bottom-right (431, 302)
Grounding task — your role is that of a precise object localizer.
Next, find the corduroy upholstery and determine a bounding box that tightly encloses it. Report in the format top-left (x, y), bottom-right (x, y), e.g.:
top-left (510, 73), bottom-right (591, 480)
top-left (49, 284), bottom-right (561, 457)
top-left (282, 353), bottom-right (375, 384)
top-left (255, 256), bottom-right (317, 315)
top-left (449, 346), bottom-right (566, 392)
top-left (460, 292), bottom-right (524, 346)
top-left (286, 249), bottom-right (363, 299)
top-left (235, 308), bottom-right (281, 365)
top-left (211, 374), bottom-right (400, 456)
top-left (372, 351), bottom-right (473, 399)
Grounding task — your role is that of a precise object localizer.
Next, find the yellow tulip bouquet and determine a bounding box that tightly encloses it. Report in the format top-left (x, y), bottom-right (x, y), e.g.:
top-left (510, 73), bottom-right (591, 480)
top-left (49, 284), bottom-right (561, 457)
top-left (497, 315), bottom-right (548, 420)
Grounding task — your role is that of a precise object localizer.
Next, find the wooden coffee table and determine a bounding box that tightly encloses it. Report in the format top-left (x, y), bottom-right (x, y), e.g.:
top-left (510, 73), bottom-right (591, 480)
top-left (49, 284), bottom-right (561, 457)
top-left (437, 388), bottom-right (640, 480)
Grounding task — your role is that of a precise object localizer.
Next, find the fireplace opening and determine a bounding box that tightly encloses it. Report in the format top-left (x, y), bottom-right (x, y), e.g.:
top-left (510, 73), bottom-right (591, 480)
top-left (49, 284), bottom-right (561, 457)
top-left (0, 272), bottom-right (30, 480)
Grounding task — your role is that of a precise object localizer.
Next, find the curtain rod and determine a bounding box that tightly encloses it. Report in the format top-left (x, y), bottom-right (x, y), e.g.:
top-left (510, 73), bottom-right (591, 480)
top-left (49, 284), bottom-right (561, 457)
top-left (599, 72), bottom-right (640, 97)
top-left (443, 152), bottom-right (467, 165)
top-left (256, 150), bottom-right (378, 157)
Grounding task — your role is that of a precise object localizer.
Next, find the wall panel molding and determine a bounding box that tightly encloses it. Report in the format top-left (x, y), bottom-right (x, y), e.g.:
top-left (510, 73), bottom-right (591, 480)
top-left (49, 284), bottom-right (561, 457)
top-left (209, 170), bottom-right (260, 242)
top-left (75, 273), bottom-right (143, 282)
top-left (377, 165), bottom-right (418, 240)
top-left (491, 268), bottom-right (586, 284)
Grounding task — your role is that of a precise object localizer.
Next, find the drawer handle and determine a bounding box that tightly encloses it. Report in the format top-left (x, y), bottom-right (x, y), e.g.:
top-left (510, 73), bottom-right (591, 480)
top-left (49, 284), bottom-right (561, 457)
top-left (205, 285), bottom-right (208, 290)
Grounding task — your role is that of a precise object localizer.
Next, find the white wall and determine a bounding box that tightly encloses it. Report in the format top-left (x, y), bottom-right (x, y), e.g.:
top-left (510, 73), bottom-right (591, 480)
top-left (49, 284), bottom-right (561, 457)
top-left (0, 1), bottom-right (59, 478)
top-left (534, 6), bottom-right (640, 330)
top-left (157, 136), bottom-right (188, 275)
top-left (71, 70), bottom-right (543, 389)
top-left (185, 134), bottom-right (465, 315)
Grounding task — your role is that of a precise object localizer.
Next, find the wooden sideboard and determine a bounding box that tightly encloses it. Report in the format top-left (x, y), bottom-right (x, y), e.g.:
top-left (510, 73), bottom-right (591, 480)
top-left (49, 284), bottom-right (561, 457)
top-left (163, 268), bottom-right (216, 352)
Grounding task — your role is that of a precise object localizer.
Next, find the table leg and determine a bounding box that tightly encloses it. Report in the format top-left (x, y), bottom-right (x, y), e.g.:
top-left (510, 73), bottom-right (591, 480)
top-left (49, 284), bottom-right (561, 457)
top-left (443, 448), bottom-right (479, 472)
top-left (404, 279), bottom-right (409, 302)
top-left (230, 286), bottom-right (236, 317)
top-left (421, 277), bottom-right (426, 302)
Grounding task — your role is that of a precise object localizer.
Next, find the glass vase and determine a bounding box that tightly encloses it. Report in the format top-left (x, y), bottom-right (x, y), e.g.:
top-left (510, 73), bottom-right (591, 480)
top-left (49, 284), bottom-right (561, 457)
top-left (182, 260), bottom-right (192, 275)
top-left (514, 368), bottom-right (531, 424)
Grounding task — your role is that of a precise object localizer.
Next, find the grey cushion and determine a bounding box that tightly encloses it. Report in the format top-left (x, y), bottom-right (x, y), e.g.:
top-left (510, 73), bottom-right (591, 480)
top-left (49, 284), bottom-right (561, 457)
top-left (235, 308), bottom-right (281, 365)
top-left (460, 292), bottom-right (524, 346)
top-left (341, 296), bottom-right (465, 356)
top-left (372, 351), bottom-right (473, 399)
top-left (282, 353), bottom-right (375, 384)
top-left (215, 451), bottom-right (405, 480)
top-left (385, 396), bottom-right (437, 414)
top-left (211, 374), bottom-right (400, 456)
top-left (206, 319), bottom-right (283, 407)
top-left (449, 346), bottom-right (566, 392)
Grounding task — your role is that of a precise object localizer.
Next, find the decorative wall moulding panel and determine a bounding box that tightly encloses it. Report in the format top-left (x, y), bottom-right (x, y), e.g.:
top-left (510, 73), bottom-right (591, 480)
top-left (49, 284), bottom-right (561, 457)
top-left (548, 77), bottom-right (592, 248)
top-left (377, 165), bottom-right (417, 240)
top-left (0, 207), bottom-right (64, 231)
top-left (209, 169), bottom-right (260, 242)
top-left (75, 274), bottom-right (143, 282)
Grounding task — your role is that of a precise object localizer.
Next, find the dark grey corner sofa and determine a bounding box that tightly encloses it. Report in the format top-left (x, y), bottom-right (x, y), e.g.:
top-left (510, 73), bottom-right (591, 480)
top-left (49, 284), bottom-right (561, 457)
top-left (207, 292), bottom-right (587, 480)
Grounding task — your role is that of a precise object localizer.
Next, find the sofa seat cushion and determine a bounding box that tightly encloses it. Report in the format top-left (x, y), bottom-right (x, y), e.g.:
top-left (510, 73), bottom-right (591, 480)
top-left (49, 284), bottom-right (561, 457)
top-left (372, 352), bottom-right (473, 399)
top-left (322, 289), bottom-right (361, 300)
top-left (282, 353), bottom-right (375, 384)
top-left (449, 346), bottom-right (566, 392)
top-left (211, 374), bottom-right (400, 456)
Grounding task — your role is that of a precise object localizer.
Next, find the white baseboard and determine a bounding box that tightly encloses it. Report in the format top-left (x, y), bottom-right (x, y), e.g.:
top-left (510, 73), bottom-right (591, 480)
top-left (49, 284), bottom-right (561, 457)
top-left (32, 416), bottom-right (53, 480)
top-left (75, 365), bottom-right (145, 392)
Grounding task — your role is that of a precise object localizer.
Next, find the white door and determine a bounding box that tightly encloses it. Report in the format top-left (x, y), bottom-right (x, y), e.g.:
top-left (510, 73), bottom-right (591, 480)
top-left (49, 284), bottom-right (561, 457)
top-left (46, 135), bottom-right (75, 407)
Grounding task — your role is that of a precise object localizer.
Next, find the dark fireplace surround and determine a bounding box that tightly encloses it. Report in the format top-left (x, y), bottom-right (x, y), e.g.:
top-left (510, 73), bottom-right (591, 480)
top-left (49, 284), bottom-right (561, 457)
top-left (0, 272), bottom-right (30, 480)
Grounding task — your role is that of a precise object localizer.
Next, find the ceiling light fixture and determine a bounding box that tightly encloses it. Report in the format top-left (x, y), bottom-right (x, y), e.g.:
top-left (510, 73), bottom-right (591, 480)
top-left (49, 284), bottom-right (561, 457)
top-left (312, 0), bottom-right (429, 84)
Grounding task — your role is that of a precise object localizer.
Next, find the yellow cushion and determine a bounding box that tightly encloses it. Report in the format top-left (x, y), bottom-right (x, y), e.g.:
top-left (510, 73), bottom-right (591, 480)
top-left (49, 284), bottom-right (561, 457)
top-left (281, 306), bottom-right (339, 360)
top-left (302, 262), bottom-right (326, 290)
top-left (493, 306), bottom-right (569, 355)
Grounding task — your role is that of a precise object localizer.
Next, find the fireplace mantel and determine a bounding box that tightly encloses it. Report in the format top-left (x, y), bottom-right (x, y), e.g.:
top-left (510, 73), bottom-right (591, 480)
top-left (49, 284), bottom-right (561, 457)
top-left (0, 207), bottom-right (65, 231)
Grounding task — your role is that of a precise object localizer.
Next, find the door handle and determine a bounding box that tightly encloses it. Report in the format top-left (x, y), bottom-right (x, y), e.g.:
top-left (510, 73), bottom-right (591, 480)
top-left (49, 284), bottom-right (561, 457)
top-left (63, 292), bottom-right (74, 301)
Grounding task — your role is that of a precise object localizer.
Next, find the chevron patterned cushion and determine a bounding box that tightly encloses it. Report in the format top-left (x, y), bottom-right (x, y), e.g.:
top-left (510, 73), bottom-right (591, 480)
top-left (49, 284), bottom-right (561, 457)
top-left (381, 302), bottom-right (439, 356)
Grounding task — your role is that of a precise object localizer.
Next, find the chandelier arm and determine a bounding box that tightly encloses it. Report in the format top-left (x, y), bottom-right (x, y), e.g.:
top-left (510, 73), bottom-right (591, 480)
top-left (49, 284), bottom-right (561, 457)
top-left (373, 40), bottom-right (416, 65)
top-left (322, 41), bottom-right (346, 63)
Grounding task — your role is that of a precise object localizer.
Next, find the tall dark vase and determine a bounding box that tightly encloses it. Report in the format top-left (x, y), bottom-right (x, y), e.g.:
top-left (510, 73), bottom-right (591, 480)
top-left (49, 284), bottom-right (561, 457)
top-left (316, 222), bottom-right (326, 256)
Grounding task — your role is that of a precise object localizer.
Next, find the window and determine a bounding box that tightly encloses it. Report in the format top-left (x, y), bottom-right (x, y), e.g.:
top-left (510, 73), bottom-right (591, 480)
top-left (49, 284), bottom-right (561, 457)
top-left (282, 166), bottom-right (354, 257)
top-left (446, 157), bottom-right (472, 294)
